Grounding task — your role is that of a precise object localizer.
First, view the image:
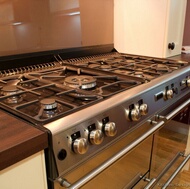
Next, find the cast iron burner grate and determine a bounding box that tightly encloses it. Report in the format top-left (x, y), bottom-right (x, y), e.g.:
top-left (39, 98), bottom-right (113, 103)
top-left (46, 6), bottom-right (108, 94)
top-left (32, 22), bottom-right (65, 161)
top-left (58, 53), bottom-right (189, 82)
top-left (0, 64), bottom-right (140, 124)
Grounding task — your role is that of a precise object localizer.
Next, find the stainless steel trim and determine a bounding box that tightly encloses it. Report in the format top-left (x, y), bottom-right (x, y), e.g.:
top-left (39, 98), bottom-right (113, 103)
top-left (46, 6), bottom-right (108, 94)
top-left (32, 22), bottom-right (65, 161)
top-left (165, 99), bottom-right (190, 120)
top-left (58, 120), bottom-right (164, 189)
top-left (144, 152), bottom-right (183, 189)
top-left (122, 173), bottom-right (142, 189)
top-left (162, 153), bottom-right (190, 189)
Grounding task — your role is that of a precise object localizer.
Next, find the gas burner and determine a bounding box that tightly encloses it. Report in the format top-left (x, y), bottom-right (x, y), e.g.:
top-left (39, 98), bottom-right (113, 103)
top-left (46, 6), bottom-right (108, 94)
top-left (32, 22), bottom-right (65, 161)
top-left (132, 72), bottom-right (145, 78)
top-left (1, 85), bottom-right (23, 103)
top-left (99, 65), bottom-right (112, 70)
top-left (88, 64), bottom-right (112, 70)
top-left (41, 98), bottom-right (58, 110)
top-left (151, 64), bottom-right (171, 72)
top-left (113, 69), bottom-right (132, 75)
top-left (40, 98), bottom-right (62, 119)
top-left (122, 59), bottom-right (136, 64)
top-left (64, 75), bottom-right (97, 89)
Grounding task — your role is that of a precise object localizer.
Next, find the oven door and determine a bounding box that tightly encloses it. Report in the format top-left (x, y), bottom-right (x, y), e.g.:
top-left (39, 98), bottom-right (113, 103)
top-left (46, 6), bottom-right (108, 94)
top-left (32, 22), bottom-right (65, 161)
top-left (147, 96), bottom-right (190, 188)
top-left (54, 120), bottom-right (165, 189)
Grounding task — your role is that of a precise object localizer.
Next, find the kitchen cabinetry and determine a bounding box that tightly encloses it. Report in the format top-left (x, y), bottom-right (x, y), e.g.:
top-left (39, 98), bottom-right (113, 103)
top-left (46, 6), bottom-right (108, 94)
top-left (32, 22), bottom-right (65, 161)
top-left (0, 151), bottom-right (47, 189)
top-left (114, 0), bottom-right (187, 58)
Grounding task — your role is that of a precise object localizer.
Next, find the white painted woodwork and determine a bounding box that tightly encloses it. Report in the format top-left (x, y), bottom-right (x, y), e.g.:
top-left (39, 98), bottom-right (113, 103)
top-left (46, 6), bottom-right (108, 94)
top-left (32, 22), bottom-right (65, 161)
top-left (0, 151), bottom-right (47, 189)
top-left (114, 0), bottom-right (187, 58)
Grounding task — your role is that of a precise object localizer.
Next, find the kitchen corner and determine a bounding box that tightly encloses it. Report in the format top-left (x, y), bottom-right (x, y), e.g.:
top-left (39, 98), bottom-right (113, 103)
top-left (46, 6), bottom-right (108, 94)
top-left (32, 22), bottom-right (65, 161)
top-left (0, 0), bottom-right (189, 189)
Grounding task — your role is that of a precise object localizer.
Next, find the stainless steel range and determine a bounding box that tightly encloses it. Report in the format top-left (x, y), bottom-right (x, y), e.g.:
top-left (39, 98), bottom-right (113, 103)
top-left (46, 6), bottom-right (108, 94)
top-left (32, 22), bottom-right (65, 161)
top-left (0, 51), bottom-right (189, 188)
top-left (0, 1), bottom-right (190, 189)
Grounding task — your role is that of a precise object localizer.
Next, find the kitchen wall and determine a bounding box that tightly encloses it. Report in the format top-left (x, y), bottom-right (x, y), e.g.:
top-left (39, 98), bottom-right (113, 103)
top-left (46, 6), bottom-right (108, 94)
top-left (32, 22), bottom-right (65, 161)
top-left (183, 0), bottom-right (190, 45)
top-left (0, 0), bottom-right (113, 57)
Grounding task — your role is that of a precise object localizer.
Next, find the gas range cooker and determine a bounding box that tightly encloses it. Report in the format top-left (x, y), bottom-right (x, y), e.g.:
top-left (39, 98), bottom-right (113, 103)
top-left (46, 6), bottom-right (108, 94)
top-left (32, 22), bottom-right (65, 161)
top-left (0, 53), bottom-right (188, 125)
top-left (0, 52), bottom-right (190, 184)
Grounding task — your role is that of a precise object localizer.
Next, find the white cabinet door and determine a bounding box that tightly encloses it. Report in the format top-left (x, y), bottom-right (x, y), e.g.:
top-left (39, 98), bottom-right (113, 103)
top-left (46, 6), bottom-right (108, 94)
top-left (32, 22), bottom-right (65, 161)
top-left (114, 0), bottom-right (187, 58)
top-left (165, 0), bottom-right (187, 57)
top-left (0, 151), bottom-right (47, 189)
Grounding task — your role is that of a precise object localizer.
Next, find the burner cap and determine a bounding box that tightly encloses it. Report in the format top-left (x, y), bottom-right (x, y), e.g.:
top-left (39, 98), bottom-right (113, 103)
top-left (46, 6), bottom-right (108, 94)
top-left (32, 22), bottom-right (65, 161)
top-left (1, 85), bottom-right (21, 96)
top-left (100, 65), bottom-right (112, 70)
top-left (123, 59), bottom-right (136, 63)
top-left (152, 64), bottom-right (170, 72)
top-left (64, 75), bottom-right (97, 89)
top-left (41, 98), bottom-right (57, 110)
top-left (113, 69), bottom-right (131, 75)
top-left (1, 85), bottom-right (23, 104)
top-left (133, 72), bottom-right (145, 78)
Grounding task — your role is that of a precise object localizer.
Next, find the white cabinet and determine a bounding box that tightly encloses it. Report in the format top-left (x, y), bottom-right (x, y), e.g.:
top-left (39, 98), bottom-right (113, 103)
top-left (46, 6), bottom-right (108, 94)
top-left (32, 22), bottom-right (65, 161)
top-left (114, 0), bottom-right (187, 58)
top-left (0, 151), bottom-right (47, 189)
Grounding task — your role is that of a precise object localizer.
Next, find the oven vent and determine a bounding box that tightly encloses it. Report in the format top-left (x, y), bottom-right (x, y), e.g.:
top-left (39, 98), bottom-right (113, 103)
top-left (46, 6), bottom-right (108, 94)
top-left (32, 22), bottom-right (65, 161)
top-left (0, 61), bottom-right (61, 77)
top-left (55, 52), bottom-right (119, 65)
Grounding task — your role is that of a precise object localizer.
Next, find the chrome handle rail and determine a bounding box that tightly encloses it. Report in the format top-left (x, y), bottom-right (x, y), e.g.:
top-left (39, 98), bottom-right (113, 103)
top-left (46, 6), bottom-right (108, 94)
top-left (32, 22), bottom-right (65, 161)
top-left (162, 153), bottom-right (190, 189)
top-left (57, 120), bottom-right (165, 189)
top-left (165, 99), bottom-right (190, 120)
top-left (143, 152), bottom-right (183, 189)
top-left (144, 178), bottom-right (157, 189)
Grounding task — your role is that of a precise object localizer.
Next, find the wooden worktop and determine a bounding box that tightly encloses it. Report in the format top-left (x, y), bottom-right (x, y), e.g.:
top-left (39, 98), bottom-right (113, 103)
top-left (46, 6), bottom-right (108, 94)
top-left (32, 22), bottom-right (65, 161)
top-left (0, 110), bottom-right (48, 171)
top-left (169, 53), bottom-right (190, 62)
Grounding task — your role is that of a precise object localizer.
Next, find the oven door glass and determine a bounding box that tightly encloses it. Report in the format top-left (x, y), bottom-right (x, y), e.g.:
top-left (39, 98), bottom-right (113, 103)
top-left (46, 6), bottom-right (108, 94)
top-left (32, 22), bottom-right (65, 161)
top-left (150, 104), bottom-right (190, 188)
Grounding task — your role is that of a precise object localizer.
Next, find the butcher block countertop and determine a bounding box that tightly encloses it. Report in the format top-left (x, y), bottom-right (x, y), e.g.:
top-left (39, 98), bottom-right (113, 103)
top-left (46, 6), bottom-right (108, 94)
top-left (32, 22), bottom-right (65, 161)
top-left (0, 110), bottom-right (48, 171)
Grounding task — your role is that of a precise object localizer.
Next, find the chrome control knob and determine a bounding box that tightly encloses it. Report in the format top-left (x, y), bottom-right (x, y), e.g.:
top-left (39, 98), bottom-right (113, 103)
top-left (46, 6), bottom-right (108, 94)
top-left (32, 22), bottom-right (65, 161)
top-left (164, 89), bottom-right (174, 100)
top-left (131, 108), bottom-right (141, 121)
top-left (72, 138), bottom-right (88, 154)
top-left (104, 122), bottom-right (117, 137)
top-left (187, 78), bottom-right (190, 87)
top-left (89, 129), bottom-right (104, 145)
top-left (139, 104), bottom-right (148, 115)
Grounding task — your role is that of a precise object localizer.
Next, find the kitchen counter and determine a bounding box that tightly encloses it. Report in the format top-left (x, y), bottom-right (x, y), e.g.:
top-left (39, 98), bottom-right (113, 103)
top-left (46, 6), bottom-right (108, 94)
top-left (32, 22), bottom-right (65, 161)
top-left (0, 109), bottom-right (48, 171)
top-left (170, 53), bottom-right (190, 62)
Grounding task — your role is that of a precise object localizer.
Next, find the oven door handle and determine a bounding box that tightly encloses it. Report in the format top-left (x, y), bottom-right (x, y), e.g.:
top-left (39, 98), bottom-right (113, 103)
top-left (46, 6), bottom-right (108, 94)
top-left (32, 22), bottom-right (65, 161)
top-left (161, 153), bottom-right (190, 189)
top-left (165, 99), bottom-right (190, 121)
top-left (58, 120), bottom-right (165, 189)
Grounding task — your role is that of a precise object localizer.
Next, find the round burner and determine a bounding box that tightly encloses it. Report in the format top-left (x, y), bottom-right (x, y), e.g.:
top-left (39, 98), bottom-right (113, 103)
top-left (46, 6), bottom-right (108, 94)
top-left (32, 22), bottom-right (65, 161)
top-left (123, 59), bottom-right (136, 63)
top-left (113, 70), bottom-right (131, 75)
top-left (64, 75), bottom-right (97, 89)
top-left (2, 85), bottom-right (21, 96)
top-left (133, 72), bottom-right (145, 78)
top-left (100, 65), bottom-right (112, 70)
top-left (40, 98), bottom-right (57, 110)
top-left (151, 64), bottom-right (170, 72)
top-left (1, 85), bottom-right (23, 104)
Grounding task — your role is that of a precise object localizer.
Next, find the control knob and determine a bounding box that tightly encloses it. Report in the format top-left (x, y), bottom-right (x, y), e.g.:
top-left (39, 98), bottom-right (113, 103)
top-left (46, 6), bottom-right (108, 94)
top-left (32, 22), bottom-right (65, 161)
top-left (72, 138), bottom-right (88, 154)
top-left (104, 122), bottom-right (117, 137)
top-left (130, 108), bottom-right (141, 121)
top-left (139, 103), bottom-right (148, 115)
top-left (164, 89), bottom-right (174, 100)
top-left (187, 78), bottom-right (190, 87)
top-left (89, 129), bottom-right (104, 145)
